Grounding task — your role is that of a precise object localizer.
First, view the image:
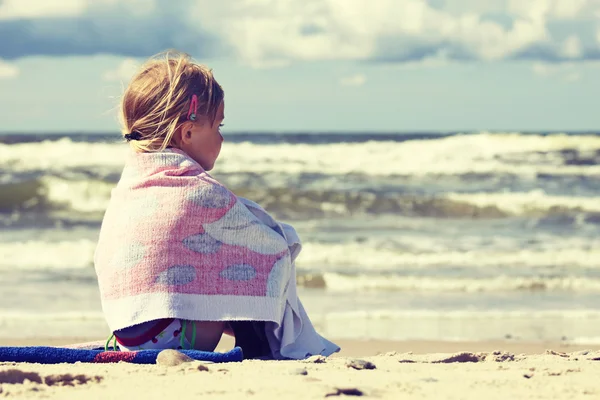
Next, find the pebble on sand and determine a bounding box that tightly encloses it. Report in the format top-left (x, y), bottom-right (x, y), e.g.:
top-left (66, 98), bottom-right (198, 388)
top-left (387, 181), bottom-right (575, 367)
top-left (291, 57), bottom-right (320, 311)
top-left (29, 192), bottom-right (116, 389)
top-left (346, 359), bottom-right (377, 370)
top-left (303, 355), bottom-right (327, 364)
top-left (156, 350), bottom-right (193, 367)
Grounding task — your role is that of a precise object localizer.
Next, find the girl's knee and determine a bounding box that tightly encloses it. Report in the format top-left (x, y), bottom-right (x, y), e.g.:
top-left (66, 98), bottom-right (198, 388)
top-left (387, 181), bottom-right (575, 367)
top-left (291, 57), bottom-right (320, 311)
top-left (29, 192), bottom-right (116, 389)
top-left (185, 321), bottom-right (225, 352)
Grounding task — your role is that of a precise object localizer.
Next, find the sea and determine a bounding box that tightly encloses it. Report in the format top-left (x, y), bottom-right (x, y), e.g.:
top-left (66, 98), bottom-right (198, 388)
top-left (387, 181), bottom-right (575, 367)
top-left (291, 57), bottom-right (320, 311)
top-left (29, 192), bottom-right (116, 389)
top-left (1, 131), bottom-right (600, 344)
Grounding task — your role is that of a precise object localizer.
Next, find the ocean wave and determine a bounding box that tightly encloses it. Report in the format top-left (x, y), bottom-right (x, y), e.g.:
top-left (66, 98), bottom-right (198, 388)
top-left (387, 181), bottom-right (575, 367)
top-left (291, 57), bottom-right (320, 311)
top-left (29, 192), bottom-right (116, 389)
top-left (0, 310), bottom-right (105, 321)
top-left (569, 337), bottom-right (600, 345)
top-left (2, 133), bottom-right (600, 178)
top-left (0, 311), bottom-right (108, 339)
top-left (322, 309), bottom-right (600, 320)
top-left (0, 138), bottom-right (126, 176)
top-left (297, 272), bottom-right (600, 292)
top-left (1, 308), bottom-right (597, 324)
top-left (0, 176), bottom-right (114, 214)
top-left (3, 234), bottom-right (600, 278)
top-left (217, 132), bottom-right (600, 177)
top-left (1, 175), bottom-right (599, 220)
top-left (298, 241), bottom-right (600, 271)
top-left (445, 190), bottom-right (600, 215)
top-left (0, 238), bottom-right (97, 271)
top-left (315, 309), bottom-right (600, 342)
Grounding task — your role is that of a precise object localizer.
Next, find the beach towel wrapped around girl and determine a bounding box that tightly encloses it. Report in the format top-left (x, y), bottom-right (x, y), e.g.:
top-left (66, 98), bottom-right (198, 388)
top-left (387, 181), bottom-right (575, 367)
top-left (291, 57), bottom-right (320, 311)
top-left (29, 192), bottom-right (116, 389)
top-left (94, 148), bottom-right (339, 359)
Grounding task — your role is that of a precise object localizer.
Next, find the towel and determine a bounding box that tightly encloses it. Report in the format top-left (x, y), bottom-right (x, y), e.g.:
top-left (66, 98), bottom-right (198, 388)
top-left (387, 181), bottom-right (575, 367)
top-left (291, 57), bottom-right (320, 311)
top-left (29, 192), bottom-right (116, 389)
top-left (94, 148), bottom-right (339, 359)
top-left (0, 346), bottom-right (243, 364)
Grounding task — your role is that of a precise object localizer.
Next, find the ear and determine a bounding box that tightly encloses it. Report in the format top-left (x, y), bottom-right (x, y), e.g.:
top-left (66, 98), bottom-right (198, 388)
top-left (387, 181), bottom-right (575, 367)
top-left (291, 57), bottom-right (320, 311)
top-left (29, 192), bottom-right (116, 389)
top-left (179, 121), bottom-right (195, 144)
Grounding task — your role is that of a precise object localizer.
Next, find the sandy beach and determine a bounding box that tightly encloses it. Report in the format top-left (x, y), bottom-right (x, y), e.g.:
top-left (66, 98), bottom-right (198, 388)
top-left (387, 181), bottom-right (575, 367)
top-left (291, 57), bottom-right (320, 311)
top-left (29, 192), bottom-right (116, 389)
top-left (2, 337), bottom-right (600, 399)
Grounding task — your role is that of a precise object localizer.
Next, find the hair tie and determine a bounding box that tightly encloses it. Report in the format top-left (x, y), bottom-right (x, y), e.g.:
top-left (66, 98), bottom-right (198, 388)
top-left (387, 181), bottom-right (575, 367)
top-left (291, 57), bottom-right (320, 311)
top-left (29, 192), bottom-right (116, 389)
top-left (187, 94), bottom-right (199, 121)
top-left (124, 131), bottom-right (143, 141)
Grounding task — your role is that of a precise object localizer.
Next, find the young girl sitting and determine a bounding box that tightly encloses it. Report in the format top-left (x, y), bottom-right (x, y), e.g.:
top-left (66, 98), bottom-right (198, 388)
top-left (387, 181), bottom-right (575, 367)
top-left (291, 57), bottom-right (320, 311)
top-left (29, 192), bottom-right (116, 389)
top-left (94, 50), bottom-right (339, 360)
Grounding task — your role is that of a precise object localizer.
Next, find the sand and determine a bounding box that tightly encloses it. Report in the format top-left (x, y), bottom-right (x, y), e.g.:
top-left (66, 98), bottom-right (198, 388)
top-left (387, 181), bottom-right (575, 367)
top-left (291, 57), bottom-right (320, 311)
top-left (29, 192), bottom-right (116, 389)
top-left (2, 338), bottom-right (600, 399)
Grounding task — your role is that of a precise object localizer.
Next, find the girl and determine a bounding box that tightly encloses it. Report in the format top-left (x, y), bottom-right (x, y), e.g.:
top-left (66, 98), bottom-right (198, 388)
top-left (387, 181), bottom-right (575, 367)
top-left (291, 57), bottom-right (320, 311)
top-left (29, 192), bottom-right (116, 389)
top-left (94, 50), bottom-right (339, 360)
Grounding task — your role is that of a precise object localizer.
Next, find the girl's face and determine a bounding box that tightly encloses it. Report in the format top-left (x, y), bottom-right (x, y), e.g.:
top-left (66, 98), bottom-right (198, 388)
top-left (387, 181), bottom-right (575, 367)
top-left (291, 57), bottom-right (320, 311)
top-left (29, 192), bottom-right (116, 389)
top-left (178, 101), bottom-right (225, 171)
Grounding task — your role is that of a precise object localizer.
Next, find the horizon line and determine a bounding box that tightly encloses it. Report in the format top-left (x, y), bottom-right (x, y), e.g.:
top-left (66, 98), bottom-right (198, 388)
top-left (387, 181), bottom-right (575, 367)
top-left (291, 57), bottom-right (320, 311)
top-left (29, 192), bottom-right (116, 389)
top-left (1, 129), bottom-right (599, 136)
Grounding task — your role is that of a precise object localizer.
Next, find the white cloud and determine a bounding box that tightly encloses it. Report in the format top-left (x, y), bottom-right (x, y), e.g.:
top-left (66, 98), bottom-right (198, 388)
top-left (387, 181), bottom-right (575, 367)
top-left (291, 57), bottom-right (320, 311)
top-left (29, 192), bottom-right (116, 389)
top-left (388, 50), bottom-right (453, 70)
top-left (193, 0), bottom-right (595, 66)
top-left (102, 58), bottom-right (140, 83)
top-left (1, 0), bottom-right (600, 67)
top-left (561, 35), bottom-right (583, 59)
top-left (554, 0), bottom-right (593, 18)
top-left (0, 0), bottom-right (87, 20)
top-left (551, 0), bottom-right (591, 18)
top-left (0, 59), bottom-right (19, 79)
top-left (197, 0), bottom-right (514, 65)
top-left (0, 0), bottom-right (155, 20)
top-left (507, 0), bottom-right (595, 20)
top-left (340, 74), bottom-right (366, 87)
top-left (437, 0), bottom-right (597, 18)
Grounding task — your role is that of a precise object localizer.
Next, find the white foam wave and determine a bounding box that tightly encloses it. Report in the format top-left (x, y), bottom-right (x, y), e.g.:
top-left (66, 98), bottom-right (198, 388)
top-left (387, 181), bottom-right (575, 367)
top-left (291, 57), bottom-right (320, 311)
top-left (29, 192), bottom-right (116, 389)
top-left (20, 176), bottom-right (600, 218)
top-left (217, 132), bottom-right (600, 177)
top-left (446, 190), bottom-right (600, 215)
top-left (0, 138), bottom-right (127, 175)
top-left (312, 308), bottom-right (600, 342)
top-left (0, 239), bottom-right (97, 270)
top-left (3, 235), bottom-right (600, 273)
top-left (298, 242), bottom-right (600, 271)
top-left (0, 311), bottom-right (107, 339)
top-left (41, 176), bottom-right (114, 213)
top-left (569, 337), bottom-right (600, 345)
top-left (323, 309), bottom-right (600, 320)
top-left (319, 273), bottom-right (600, 292)
top-left (2, 133), bottom-right (600, 178)
top-left (0, 310), bottom-right (105, 321)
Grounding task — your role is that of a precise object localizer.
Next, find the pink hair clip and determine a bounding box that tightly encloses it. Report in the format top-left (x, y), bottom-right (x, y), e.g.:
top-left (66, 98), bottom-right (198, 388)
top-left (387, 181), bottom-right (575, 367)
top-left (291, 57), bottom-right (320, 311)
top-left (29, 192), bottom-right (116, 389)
top-left (187, 94), bottom-right (198, 121)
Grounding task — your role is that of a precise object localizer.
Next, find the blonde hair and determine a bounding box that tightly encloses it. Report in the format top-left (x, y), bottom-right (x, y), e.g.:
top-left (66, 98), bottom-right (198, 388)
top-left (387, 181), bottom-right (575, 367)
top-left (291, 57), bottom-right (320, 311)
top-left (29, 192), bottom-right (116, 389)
top-left (120, 50), bottom-right (224, 152)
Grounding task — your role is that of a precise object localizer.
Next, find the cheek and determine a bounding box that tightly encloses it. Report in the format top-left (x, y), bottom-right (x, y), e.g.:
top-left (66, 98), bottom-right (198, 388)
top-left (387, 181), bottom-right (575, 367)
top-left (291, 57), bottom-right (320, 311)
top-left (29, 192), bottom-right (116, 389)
top-left (214, 132), bottom-right (223, 148)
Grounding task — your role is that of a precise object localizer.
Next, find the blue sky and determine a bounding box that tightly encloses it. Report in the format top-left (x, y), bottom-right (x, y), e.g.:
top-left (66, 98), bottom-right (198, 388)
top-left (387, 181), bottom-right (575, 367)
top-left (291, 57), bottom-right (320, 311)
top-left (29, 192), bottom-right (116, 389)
top-left (0, 0), bottom-right (599, 133)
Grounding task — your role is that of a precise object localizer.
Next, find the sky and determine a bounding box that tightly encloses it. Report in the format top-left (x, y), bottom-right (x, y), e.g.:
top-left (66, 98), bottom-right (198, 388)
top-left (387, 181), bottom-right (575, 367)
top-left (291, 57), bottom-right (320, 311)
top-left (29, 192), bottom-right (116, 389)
top-left (0, 0), bottom-right (599, 133)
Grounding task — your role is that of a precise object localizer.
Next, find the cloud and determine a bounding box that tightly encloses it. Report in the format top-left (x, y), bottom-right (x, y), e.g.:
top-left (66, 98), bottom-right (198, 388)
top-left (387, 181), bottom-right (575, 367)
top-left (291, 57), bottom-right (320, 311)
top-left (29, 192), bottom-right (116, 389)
top-left (0, 0), bottom-right (87, 19)
top-left (560, 35), bottom-right (583, 59)
top-left (507, 0), bottom-right (588, 20)
top-left (0, 58), bottom-right (18, 78)
top-left (207, 0), bottom-right (600, 65)
top-left (0, 0), bottom-right (599, 67)
top-left (0, 0), bottom-right (222, 60)
top-left (102, 58), bottom-right (140, 82)
top-left (340, 74), bottom-right (366, 87)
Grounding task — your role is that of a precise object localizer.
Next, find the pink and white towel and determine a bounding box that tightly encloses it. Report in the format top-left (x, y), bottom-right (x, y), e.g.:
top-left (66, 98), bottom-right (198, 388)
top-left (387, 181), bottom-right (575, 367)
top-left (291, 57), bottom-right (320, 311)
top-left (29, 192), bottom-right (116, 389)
top-left (94, 148), bottom-right (339, 359)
